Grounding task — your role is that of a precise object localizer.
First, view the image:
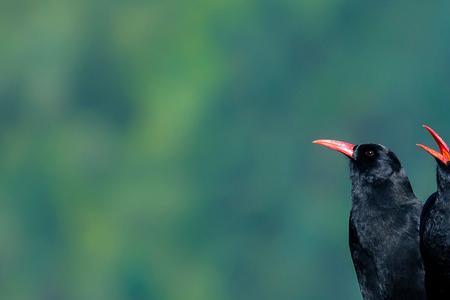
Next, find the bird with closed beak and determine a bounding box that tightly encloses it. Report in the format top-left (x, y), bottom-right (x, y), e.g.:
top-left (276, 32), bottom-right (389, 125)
top-left (313, 139), bottom-right (426, 300)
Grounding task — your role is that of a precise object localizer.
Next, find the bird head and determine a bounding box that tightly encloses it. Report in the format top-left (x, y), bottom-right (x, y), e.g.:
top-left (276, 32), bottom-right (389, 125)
top-left (417, 125), bottom-right (450, 166)
top-left (313, 139), bottom-right (402, 183)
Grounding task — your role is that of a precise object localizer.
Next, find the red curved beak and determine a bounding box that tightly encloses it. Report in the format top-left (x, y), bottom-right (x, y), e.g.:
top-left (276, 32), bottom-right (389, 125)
top-left (312, 139), bottom-right (355, 159)
top-left (417, 125), bottom-right (450, 165)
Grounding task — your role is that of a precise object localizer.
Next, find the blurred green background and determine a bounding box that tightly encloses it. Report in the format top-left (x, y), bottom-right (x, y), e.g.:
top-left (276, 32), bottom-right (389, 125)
top-left (1, 1), bottom-right (450, 299)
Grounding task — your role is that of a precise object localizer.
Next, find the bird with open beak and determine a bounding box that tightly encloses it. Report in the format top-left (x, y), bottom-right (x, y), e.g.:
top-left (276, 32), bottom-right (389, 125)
top-left (417, 125), bottom-right (450, 299)
top-left (313, 139), bottom-right (426, 300)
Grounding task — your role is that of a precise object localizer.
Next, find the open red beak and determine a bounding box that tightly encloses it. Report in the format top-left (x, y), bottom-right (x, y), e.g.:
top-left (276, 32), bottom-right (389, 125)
top-left (312, 139), bottom-right (355, 158)
top-left (417, 125), bottom-right (450, 165)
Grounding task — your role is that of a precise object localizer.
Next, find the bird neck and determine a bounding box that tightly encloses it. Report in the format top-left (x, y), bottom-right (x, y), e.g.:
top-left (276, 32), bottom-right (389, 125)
top-left (436, 164), bottom-right (450, 201)
top-left (351, 169), bottom-right (416, 208)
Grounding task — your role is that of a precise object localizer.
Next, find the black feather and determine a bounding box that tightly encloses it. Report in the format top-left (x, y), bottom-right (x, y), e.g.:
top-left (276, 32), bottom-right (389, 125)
top-left (420, 163), bottom-right (450, 299)
top-left (347, 144), bottom-right (426, 299)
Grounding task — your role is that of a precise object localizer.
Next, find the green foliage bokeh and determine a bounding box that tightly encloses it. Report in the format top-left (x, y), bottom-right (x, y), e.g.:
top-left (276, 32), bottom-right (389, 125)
top-left (1, 1), bottom-right (449, 299)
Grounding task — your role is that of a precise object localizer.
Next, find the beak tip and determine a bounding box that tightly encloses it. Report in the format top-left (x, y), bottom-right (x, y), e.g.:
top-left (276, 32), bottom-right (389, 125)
top-left (422, 124), bottom-right (430, 129)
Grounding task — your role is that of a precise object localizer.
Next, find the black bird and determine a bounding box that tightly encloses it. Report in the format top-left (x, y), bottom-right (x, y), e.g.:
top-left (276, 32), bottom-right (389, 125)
top-left (417, 125), bottom-right (450, 299)
top-left (313, 139), bottom-right (426, 300)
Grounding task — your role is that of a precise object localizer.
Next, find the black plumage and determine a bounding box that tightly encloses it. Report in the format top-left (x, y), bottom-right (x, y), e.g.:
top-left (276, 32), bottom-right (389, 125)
top-left (417, 125), bottom-right (450, 299)
top-left (314, 140), bottom-right (426, 300)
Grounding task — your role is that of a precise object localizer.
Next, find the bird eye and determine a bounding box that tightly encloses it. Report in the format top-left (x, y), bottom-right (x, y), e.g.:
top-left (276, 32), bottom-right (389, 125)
top-left (365, 150), bottom-right (375, 157)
